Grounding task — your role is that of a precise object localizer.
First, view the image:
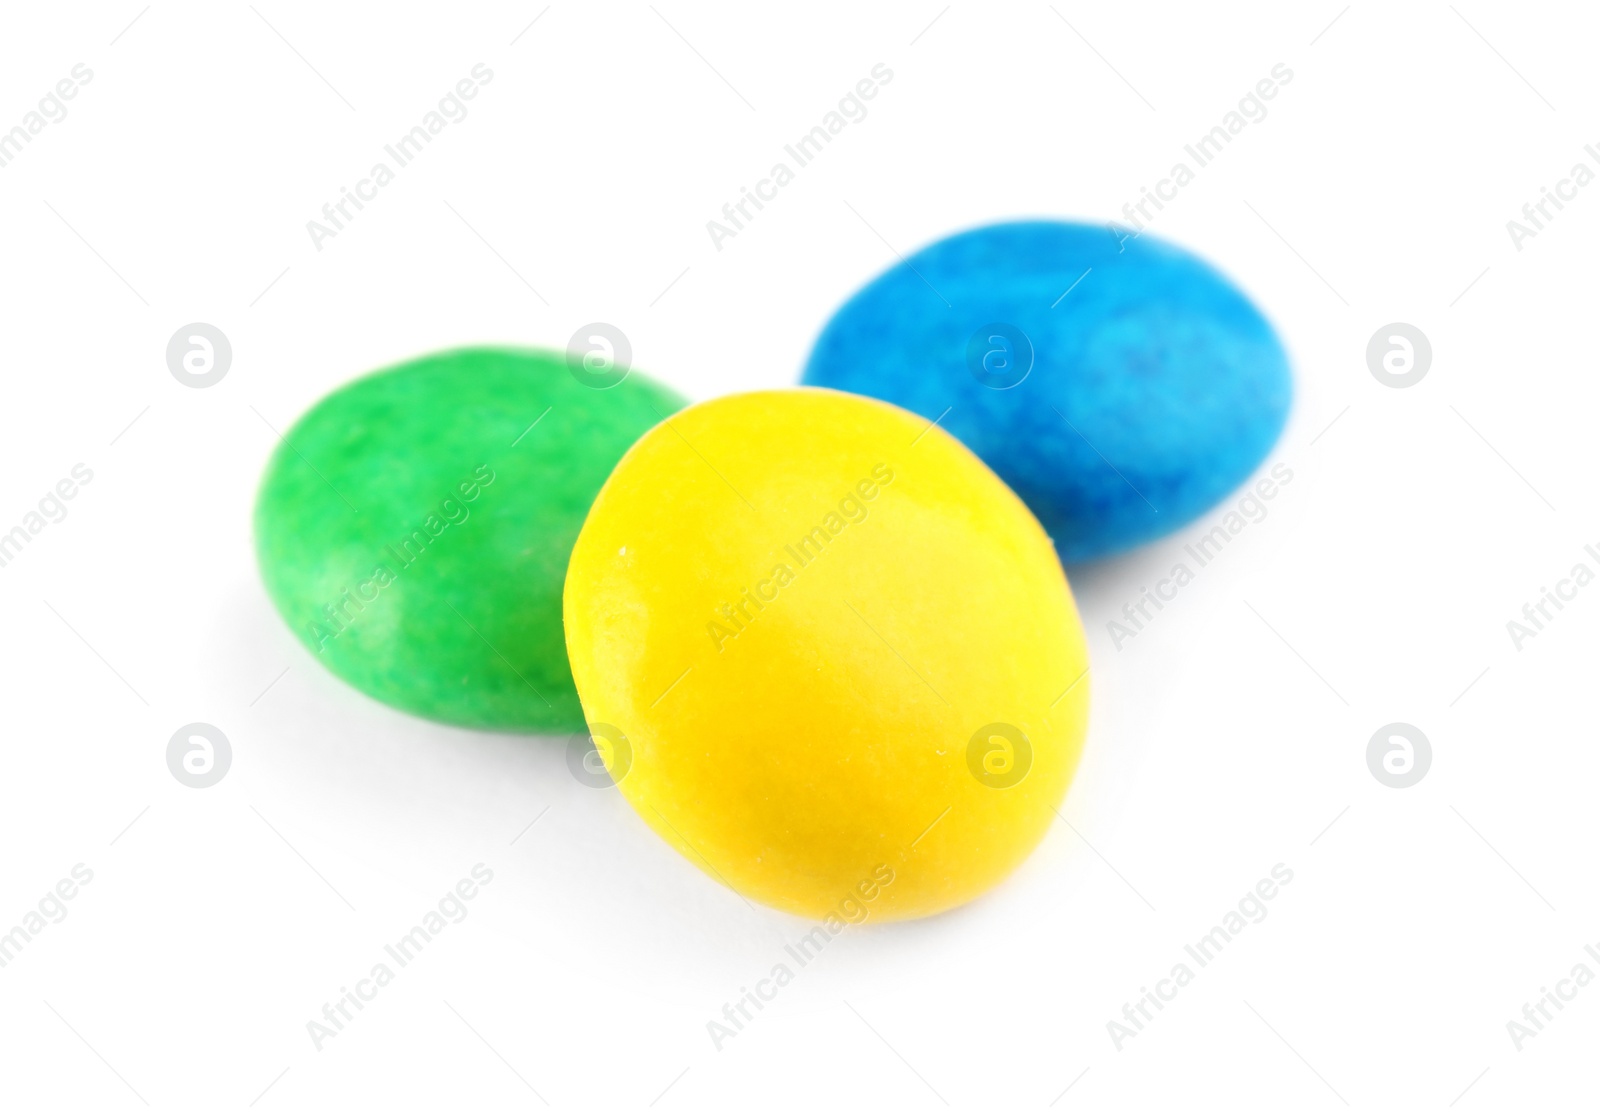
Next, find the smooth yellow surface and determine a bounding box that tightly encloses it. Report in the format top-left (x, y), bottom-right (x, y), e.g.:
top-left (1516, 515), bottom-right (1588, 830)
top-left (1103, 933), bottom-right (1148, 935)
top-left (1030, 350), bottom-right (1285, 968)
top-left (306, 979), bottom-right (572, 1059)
top-left (563, 389), bottom-right (1090, 921)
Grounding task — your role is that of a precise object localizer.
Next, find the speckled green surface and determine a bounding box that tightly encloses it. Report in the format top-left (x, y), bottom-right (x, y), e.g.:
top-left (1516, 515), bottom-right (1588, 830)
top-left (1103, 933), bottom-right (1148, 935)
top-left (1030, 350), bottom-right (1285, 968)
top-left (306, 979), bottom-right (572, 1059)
top-left (254, 347), bottom-right (685, 733)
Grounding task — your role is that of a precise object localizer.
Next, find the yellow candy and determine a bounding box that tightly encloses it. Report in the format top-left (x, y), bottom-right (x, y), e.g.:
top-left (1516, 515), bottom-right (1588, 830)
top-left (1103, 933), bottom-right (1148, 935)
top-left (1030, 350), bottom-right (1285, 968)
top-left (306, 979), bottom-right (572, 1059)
top-left (563, 389), bottom-right (1090, 921)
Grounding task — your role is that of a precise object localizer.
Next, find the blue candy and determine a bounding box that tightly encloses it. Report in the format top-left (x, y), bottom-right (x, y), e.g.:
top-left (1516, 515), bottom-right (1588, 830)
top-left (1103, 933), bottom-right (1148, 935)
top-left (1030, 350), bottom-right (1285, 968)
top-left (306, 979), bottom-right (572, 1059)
top-left (801, 221), bottom-right (1292, 563)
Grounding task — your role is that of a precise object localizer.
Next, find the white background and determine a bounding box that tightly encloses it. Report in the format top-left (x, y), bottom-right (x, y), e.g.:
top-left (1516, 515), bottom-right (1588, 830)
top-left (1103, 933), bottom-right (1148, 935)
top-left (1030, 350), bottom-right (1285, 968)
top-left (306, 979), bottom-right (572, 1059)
top-left (0, 1), bottom-right (1594, 1109)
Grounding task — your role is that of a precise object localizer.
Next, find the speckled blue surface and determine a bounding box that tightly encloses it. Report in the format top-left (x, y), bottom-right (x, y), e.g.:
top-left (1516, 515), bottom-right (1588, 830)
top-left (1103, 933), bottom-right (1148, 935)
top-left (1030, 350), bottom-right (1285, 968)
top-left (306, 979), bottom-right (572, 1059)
top-left (801, 221), bottom-right (1292, 563)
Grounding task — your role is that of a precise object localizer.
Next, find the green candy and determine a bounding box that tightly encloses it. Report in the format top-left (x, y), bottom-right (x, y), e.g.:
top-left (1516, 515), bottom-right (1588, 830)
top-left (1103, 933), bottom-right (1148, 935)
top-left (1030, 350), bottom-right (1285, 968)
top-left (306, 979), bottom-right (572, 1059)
top-left (254, 346), bottom-right (685, 732)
